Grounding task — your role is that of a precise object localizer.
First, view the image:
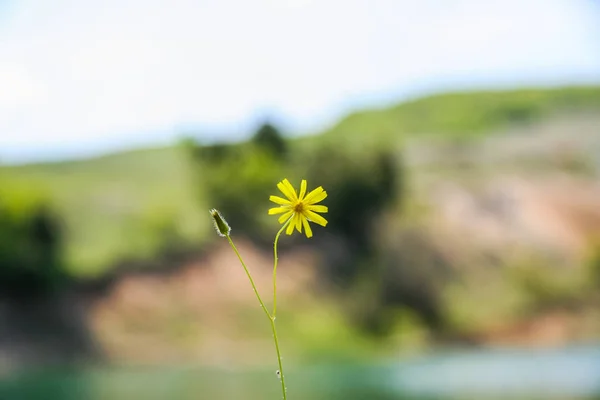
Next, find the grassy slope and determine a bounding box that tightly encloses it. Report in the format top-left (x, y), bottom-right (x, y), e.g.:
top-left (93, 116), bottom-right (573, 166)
top-left (1, 146), bottom-right (207, 276)
top-left (2, 85), bottom-right (599, 277)
top-left (321, 86), bottom-right (600, 143)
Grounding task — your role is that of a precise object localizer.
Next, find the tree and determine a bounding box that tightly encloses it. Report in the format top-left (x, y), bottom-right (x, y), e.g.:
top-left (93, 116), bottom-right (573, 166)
top-left (251, 122), bottom-right (287, 159)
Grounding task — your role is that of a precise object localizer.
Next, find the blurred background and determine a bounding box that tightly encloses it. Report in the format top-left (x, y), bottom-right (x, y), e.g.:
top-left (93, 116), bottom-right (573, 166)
top-left (1, 0), bottom-right (600, 399)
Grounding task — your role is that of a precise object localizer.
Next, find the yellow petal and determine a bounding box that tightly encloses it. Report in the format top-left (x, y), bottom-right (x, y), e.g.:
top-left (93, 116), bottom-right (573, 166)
top-left (278, 210), bottom-right (293, 224)
top-left (302, 217), bottom-right (313, 238)
top-left (270, 195), bottom-right (291, 205)
top-left (298, 179), bottom-right (307, 200)
top-left (295, 214), bottom-right (303, 232)
top-left (286, 217), bottom-right (295, 235)
top-left (283, 179), bottom-right (299, 200)
top-left (268, 206), bottom-right (289, 215)
top-left (304, 187), bottom-right (327, 204)
top-left (304, 210), bottom-right (328, 227)
top-left (303, 186), bottom-right (322, 202)
top-left (307, 204), bottom-right (328, 213)
top-left (278, 179), bottom-right (298, 202)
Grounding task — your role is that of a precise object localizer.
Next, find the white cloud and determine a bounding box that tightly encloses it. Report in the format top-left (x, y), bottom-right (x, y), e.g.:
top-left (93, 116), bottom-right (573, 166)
top-left (0, 62), bottom-right (45, 109)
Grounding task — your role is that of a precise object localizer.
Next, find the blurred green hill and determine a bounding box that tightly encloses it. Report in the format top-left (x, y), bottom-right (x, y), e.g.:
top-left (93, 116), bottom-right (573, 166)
top-left (1, 85), bottom-right (600, 278)
top-left (0, 146), bottom-right (206, 277)
top-left (321, 86), bottom-right (600, 143)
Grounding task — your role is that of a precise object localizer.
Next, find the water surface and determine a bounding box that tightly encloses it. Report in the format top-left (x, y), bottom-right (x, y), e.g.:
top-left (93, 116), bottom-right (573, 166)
top-left (1, 345), bottom-right (598, 399)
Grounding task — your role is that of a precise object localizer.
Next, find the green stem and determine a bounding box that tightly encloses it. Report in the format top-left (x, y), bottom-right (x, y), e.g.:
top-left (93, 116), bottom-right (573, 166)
top-left (272, 220), bottom-right (290, 318)
top-left (269, 312), bottom-right (287, 400)
top-left (226, 235), bottom-right (272, 322)
top-left (226, 234), bottom-right (288, 400)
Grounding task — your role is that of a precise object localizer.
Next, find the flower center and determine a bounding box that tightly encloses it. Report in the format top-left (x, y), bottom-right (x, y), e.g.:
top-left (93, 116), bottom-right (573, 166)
top-left (293, 202), bottom-right (304, 213)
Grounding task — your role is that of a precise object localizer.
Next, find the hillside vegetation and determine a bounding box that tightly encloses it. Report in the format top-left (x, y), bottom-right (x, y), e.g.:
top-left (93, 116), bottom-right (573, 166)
top-left (321, 86), bottom-right (600, 143)
top-left (0, 146), bottom-right (206, 276)
top-left (1, 85), bottom-right (599, 278)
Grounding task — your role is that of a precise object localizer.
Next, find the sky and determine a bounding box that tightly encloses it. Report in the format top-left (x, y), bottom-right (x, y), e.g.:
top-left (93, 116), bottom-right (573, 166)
top-left (1, 0), bottom-right (599, 163)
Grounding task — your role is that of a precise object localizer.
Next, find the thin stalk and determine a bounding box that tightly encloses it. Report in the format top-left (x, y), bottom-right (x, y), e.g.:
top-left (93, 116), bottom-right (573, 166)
top-left (272, 219), bottom-right (291, 318)
top-left (226, 235), bottom-right (272, 322)
top-left (269, 312), bottom-right (287, 399)
top-left (226, 234), bottom-right (288, 400)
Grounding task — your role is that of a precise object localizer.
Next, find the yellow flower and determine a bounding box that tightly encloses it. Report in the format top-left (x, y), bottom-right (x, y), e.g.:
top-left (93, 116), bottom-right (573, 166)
top-left (268, 178), bottom-right (328, 238)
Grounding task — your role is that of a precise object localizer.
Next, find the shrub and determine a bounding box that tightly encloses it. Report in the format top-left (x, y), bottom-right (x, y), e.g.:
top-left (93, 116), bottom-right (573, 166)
top-left (0, 184), bottom-right (67, 294)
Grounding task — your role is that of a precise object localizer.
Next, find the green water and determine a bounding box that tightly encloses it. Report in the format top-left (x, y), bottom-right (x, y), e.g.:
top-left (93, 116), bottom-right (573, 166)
top-left (1, 346), bottom-right (599, 400)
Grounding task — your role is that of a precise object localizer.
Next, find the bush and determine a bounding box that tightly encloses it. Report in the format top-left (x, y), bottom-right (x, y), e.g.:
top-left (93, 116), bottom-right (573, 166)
top-left (0, 184), bottom-right (67, 294)
top-left (189, 143), bottom-right (286, 240)
top-left (302, 144), bottom-right (403, 282)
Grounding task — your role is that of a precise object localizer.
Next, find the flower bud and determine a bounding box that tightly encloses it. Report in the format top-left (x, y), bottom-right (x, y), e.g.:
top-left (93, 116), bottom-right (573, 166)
top-left (210, 208), bottom-right (231, 237)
